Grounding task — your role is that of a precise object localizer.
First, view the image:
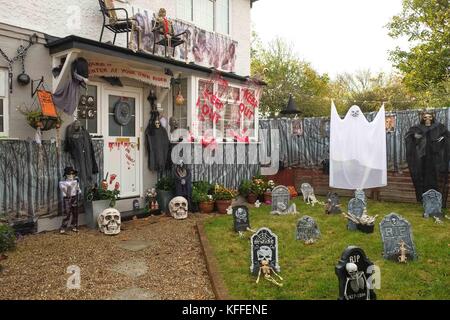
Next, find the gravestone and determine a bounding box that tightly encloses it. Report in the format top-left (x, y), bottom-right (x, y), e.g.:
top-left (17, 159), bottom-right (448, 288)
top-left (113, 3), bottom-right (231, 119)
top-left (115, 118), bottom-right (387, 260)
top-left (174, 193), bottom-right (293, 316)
top-left (347, 198), bottom-right (366, 230)
top-left (354, 189), bottom-right (367, 205)
top-left (335, 246), bottom-right (377, 300)
top-left (271, 186), bottom-right (290, 215)
top-left (250, 227), bottom-right (280, 275)
top-left (379, 213), bottom-right (417, 261)
top-left (232, 206), bottom-right (250, 232)
top-left (325, 192), bottom-right (341, 214)
top-left (296, 216), bottom-right (320, 242)
top-left (422, 189), bottom-right (443, 218)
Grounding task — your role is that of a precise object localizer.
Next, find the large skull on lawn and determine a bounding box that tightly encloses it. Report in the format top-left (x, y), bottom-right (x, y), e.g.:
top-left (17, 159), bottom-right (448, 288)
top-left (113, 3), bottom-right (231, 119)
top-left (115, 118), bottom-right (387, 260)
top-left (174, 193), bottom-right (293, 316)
top-left (98, 208), bottom-right (121, 235)
top-left (169, 196), bottom-right (188, 220)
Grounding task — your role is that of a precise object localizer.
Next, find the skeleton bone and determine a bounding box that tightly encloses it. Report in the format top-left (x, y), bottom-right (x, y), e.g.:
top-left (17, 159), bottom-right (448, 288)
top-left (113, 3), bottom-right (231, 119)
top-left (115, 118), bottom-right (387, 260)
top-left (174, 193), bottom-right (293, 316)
top-left (397, 240), bottom-right (408, 263)
top-left (256, 260), bottom-right (283, 287)
top-left (433, 216), bottom-right (443, 224)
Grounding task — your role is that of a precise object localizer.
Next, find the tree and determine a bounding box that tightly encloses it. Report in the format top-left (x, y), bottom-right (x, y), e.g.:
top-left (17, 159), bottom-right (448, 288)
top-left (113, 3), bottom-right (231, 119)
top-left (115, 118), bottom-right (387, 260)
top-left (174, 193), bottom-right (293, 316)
top-left (387, 0), bottom-right (449, 98)
top-left (251, 37), bottom-right (330, 117)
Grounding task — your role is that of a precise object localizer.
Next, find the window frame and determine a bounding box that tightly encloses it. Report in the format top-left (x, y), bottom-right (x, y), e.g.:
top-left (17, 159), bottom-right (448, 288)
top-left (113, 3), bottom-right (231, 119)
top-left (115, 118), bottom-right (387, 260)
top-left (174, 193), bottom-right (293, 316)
top-left (75, 82), bottom-right (101, 136)
top-left (193, 77), bottom-right (259, 142)
top-left (176, 0), bottom-right (231, 36)
top-left (0, 68), bottom-right (9, 137)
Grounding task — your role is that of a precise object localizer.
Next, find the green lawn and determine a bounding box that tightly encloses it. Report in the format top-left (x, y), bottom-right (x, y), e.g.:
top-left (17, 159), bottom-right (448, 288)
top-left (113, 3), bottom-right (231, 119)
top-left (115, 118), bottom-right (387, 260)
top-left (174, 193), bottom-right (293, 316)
top-left (203, 197), bottom-right (450, 300)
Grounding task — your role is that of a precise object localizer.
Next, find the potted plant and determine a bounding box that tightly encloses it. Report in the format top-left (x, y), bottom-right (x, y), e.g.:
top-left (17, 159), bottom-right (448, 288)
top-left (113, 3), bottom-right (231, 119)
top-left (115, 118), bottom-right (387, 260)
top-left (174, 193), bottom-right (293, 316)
top-left (264, 180), bottom-right (276, 204)
top-left (239, 179), bottom-right (258, 204)
top-left (0, 223), bottom-right (16, 269)
top-left (250, 178), bottom-right (266, 203)
top-left (213, 184), bottom-right (237, 214)
top-left (156, 176), bottom-right (175, 214)
top-left (192, 181), bottom-right (214, 213)
top-left (17, 105), bottom-right (62, 131)
top-left (85, 177), bottom-right (121, 229)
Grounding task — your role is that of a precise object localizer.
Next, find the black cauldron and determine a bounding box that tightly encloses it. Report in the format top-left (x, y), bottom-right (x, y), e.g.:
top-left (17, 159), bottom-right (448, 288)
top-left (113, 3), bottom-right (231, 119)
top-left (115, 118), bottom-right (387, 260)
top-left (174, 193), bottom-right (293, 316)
top-left (17, 73), bottom-right (31, 85)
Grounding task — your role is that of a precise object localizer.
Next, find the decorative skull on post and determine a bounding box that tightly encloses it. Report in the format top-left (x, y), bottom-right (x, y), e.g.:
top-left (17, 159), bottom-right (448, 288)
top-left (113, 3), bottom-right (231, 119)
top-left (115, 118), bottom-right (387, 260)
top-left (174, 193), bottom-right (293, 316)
top-left (97, 208), bottom-right (121, 235)
top-left (169, 196), bottom-right (188, 219)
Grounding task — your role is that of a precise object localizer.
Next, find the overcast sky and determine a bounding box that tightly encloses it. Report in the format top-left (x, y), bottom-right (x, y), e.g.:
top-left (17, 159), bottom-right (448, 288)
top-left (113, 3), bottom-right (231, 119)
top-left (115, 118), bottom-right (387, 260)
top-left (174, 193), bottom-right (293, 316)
top-left (251, 0), bottom-right (408, 78)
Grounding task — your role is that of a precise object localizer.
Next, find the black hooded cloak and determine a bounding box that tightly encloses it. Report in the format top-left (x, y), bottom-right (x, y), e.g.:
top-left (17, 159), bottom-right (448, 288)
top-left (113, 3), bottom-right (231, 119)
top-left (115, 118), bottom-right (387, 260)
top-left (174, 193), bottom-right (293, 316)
top-left (405, 121), bottom-right (450, 207)
top-left (145, 119), bottom-right (170, 172)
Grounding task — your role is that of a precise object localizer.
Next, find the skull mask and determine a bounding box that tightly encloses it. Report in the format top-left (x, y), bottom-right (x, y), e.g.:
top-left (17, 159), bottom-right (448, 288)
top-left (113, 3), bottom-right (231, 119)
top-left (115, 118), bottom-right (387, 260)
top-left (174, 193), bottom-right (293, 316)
top-left (346, 262), bottom-right (358, 280)
top-left (235, 208), bottom-right (247, 220)
top-left (169, 196), bottom-right (188, 219)
top-left (257, 246), bottom-right (272, 262)
top-left (98, 208), bottom-right (121, 235)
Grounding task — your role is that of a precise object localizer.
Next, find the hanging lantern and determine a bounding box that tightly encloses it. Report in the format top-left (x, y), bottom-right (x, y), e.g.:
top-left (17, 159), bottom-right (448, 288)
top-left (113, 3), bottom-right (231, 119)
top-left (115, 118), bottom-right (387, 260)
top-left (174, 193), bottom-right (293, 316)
top-left (175, 89), bottom-right (185, 106)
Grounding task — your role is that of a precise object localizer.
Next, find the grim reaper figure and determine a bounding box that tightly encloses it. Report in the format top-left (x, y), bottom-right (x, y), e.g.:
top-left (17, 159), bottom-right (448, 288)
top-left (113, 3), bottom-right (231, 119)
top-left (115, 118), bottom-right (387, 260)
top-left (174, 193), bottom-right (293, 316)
top-left (405, 111), bottom-right (450, 207)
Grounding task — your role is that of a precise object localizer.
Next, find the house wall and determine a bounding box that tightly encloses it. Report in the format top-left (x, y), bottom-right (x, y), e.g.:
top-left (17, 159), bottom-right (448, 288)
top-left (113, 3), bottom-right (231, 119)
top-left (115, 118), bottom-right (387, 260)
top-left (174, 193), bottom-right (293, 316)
top-left (0, 0), bottom-right (251, 76)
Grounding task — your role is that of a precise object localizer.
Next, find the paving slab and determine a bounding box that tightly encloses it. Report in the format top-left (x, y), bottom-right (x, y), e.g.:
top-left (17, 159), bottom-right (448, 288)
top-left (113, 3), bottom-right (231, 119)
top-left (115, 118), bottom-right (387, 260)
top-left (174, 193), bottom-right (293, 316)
top-left (111, 259), bottom-right (148, 278)
top-left (109, 287), bottom-right (161, 300)
top-left (116, 240), bottom-right (152, 252)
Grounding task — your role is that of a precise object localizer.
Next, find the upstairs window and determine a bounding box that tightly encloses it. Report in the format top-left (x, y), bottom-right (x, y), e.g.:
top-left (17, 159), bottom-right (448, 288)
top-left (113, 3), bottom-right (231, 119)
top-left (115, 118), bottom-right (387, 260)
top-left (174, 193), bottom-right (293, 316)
top-left (0, 69), bottom-right (9, 136)
top-left (177, 0), bottom-right (230, 34)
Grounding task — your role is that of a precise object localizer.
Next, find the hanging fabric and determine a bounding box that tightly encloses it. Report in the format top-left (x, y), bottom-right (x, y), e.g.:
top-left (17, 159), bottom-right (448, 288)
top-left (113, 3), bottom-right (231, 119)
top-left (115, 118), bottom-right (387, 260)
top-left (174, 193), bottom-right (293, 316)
top-left (329, 102), bottom-right (387, 190)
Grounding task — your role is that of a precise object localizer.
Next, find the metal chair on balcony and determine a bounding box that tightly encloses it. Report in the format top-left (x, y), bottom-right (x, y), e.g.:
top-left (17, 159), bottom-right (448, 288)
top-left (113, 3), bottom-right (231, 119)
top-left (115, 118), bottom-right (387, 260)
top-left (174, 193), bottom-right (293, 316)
top-left (98, 0), bottom-right (136, 48)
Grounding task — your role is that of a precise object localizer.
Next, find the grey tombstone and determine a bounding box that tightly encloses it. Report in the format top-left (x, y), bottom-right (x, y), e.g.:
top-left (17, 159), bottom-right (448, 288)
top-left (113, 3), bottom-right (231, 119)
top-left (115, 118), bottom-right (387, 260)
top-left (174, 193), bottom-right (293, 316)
top-left (347, 198), bottom-right (366, 230)
top-left (271, 185), bottom-right (290, 215)
top-left (422, 189), bottom-right (443, 218)
top-left (250, 227), bottom-right (280, 275)
top-left (379, 213), bottom-right (417, 261)
top-left (335, 246), bottom-right (377, 300)
top-left (296, 216), bottom-right (321, 242)
top-left (354, 189), bottom-right (367, 205)
top-left (325, 192), bottom-right (341, 214)
top-left (233, 205), bottom-right (250, 232)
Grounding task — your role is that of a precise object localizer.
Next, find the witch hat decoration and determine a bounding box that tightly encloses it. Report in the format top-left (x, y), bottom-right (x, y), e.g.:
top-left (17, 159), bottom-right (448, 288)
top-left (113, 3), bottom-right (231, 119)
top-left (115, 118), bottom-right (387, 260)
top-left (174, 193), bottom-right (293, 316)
top-left (280, 94), bottom-right (301, 115)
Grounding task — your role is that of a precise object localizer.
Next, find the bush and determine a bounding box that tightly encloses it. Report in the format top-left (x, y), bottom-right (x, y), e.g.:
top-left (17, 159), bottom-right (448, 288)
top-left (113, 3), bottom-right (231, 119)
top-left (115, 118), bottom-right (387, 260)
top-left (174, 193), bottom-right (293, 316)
top-left (0, 224), bottom-right (16, 254)
top-left (239, 180), bottom-right (253, 197)
top-left (193, 181), bottom-right (213, 194)
top-left (156, 176), bottom-right (175, 192)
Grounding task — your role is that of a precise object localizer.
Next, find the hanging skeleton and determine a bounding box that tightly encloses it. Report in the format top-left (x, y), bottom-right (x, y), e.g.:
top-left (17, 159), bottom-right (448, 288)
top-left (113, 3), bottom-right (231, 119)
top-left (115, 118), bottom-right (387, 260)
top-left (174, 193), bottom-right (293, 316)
top-left (0, 33), bottom-right (37, 93)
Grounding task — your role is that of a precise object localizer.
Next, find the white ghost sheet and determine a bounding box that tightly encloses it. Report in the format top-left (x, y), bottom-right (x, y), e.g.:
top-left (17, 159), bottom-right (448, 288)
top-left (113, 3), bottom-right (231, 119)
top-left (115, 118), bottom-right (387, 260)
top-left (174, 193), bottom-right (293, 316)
top-left (329, 103), bottom-right (387, 190)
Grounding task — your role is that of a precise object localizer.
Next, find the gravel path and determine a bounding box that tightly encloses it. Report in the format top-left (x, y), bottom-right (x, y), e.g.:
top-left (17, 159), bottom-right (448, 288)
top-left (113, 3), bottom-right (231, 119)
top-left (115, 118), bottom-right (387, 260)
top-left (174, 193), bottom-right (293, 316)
top-left (0, 214), bottom-right (215, 300)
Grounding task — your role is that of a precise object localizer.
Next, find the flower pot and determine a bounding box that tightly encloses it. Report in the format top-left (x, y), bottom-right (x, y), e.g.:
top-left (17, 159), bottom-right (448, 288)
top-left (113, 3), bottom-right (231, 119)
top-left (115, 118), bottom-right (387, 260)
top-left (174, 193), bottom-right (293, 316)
top-left (263, 192), bottom-right (272, 204)
top-left (84, 199), bottom-right (111, 229)
top-left (247, 193), bottom-right (258, 204)
top-left (357, 224), bottom-right (375, 234)
top-left (216, 199), bottom-right (232, 214)
top-left (156, 189), bottom-right (174, 214)
top-left (199, 201), bottom-right (215, 213)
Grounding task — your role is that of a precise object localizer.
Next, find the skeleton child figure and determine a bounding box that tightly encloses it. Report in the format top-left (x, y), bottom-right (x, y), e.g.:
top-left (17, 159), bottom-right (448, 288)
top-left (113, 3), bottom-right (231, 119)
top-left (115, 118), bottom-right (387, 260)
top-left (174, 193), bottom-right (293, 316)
top-left (255, 246), bottom-right (283, 287)
top-left (344, 263), bottom-right (370, 300)
top-left (59, 167), bottom-right (81, 234)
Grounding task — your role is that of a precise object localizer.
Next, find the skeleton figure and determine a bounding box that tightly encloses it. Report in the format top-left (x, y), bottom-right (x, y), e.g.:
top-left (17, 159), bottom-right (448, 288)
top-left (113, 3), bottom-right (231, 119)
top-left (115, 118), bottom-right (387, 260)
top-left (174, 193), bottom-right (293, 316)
top-left (397, 240), bottom-right (408, 263)
top-left (300, 183), bottom-right (324, 206)
top-left (256, 260), bottom-right (283, 287)
top-left (98, 208), bottom-right (121, 235)
top-left (344, 263), bottom-right (370, 300)
top-left (169, 196), bottom-right (188, 219)
top-left (433, 216), bottom-right (443, 224)
top-left (342, 208), bottom-right (378, 226)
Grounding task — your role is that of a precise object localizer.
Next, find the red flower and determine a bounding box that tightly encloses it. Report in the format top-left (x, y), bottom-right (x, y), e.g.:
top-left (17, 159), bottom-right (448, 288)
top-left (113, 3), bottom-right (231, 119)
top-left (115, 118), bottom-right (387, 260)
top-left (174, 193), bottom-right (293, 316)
top-left (109, 174), bottom-right (117, 184)
top-left (114, 182), bottom-right (120, 190)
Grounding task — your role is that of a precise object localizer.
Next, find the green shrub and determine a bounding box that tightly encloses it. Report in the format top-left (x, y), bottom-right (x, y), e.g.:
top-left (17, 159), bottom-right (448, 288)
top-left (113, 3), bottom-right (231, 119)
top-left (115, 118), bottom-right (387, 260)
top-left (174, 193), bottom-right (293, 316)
top-left (0, 224), bottom-right (16, 254)
top-left (193, 181), bottom-right (213, 194)
top-left (239, 180), bottom-right (252, 196)
top-left (156, 176), bottom-right (175, 192)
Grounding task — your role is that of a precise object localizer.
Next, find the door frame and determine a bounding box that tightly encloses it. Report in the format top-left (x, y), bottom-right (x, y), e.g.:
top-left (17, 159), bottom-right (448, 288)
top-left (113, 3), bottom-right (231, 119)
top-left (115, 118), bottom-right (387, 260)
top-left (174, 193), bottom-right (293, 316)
top-left (101, 84), bottom-right (144, 199)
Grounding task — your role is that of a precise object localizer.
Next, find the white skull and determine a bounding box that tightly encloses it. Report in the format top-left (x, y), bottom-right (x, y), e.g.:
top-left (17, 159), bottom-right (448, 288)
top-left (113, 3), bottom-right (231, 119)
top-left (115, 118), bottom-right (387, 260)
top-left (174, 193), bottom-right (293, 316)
top-left (257, 246), bottom-right (272, 262)
top-left (98, 208), bottom-right (121, 235)
top-left (169, 196), bottom-right (188, 220)
top-left (346, 262), bottom-right (358, 280)
top-left (235, 208), bottom-right (247, 220)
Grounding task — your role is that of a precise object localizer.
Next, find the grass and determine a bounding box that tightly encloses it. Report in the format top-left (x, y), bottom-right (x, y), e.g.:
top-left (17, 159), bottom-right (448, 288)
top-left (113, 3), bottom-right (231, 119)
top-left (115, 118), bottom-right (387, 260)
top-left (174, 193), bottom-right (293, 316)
top-left (203, 197), bottom-right (450, 300)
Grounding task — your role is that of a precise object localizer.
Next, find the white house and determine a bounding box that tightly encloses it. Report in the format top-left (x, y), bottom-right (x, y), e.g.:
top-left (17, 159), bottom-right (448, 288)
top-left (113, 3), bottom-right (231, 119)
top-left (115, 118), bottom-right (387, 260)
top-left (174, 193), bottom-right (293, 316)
top-left (0, 0), bottom-right (262, 229)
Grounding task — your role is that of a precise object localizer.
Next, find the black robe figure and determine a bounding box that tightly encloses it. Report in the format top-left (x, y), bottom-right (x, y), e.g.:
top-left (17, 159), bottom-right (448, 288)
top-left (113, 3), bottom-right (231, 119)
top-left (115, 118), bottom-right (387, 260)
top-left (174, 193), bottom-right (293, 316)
top-left (65, 120), bottom-right (98, 190)
top-left (405, 111), bottom-right (450, 207)
top-left (173, 161), bottom-right (192, 208)
top-left (145, 112), bottom-right (170, 172)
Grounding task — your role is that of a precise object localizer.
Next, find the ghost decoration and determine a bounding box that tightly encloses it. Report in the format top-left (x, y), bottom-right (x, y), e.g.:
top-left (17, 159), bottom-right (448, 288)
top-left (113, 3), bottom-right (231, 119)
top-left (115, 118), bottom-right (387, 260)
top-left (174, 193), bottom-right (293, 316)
top-left (330, 103), bottom-right (387, 190)
top-left (98, 208), bottom-right (121, 235)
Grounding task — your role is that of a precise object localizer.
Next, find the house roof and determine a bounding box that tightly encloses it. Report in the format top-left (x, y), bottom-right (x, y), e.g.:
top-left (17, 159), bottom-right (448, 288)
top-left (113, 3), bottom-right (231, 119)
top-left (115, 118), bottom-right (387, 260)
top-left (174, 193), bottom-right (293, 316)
top-left (45, 34), bottom-right (265, 85)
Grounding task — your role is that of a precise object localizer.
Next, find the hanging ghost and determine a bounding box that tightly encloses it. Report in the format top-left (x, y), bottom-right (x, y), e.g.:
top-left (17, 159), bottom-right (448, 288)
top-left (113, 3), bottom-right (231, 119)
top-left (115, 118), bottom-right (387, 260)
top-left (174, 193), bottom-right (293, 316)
top-left (329, 103), bottom-right (387, 190)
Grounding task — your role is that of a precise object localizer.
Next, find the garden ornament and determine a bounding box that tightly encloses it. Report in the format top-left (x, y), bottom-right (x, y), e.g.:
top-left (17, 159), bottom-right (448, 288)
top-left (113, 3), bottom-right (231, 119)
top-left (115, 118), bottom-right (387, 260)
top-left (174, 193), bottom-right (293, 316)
top-left (254, 200), bottom-right (261, 208)
top-left (98, 207), bottom-right (121, 235)
top-left (397, 240), bottom-right (408, 263)
top-left (256, 259), bottom-right (283, 287)
top-left (169, 196), bottom-right (188, 219)
top-left (344, 262), bottom-right (369, 300)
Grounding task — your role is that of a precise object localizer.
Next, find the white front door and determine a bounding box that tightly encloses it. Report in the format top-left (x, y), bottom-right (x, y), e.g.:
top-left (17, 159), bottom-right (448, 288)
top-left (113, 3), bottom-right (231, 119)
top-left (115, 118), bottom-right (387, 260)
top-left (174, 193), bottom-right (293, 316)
top-left (103, 87), bottom-right (142, 198)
